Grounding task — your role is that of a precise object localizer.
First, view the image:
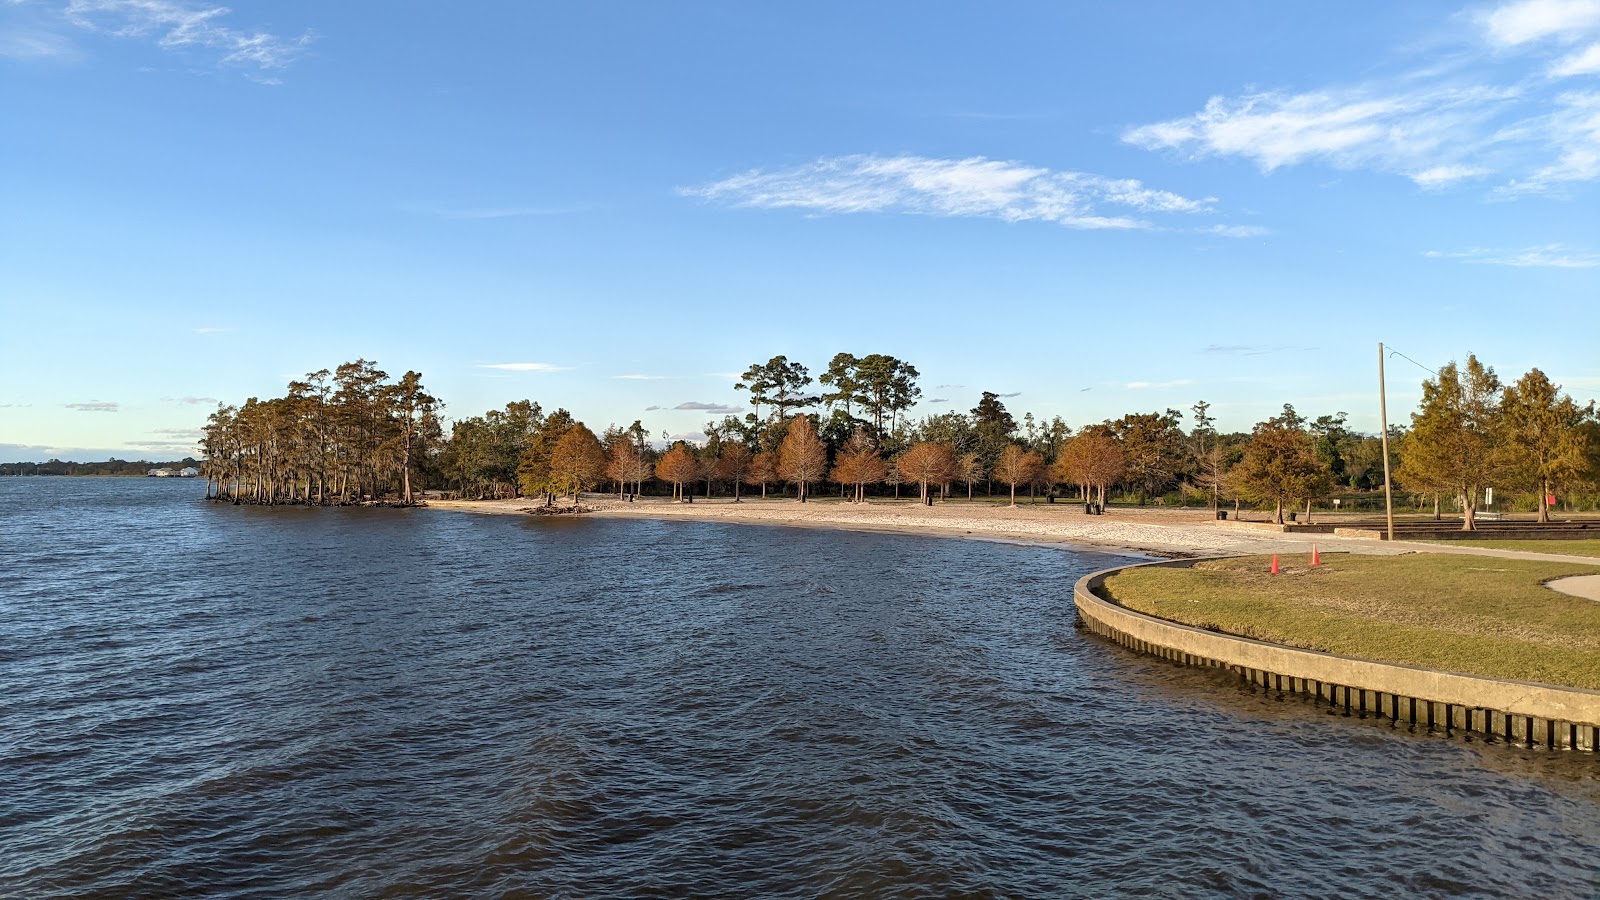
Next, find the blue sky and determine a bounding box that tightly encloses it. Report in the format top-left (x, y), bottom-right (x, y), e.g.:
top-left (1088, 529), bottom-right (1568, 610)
top-left (2, 0), bottom-right (1597, 460)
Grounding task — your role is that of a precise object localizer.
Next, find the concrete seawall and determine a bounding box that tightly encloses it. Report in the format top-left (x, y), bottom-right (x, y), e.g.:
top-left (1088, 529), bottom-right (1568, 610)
top-left (1074, 559), bottom-right (1600, 751)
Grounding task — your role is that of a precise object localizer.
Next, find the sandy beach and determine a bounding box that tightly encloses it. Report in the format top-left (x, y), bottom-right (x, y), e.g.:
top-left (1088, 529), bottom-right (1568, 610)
top-left (426, 495), bottom-right (1419, 559)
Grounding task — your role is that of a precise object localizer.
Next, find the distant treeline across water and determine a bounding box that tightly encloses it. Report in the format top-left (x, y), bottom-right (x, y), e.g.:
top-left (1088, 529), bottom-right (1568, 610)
top-left (0, 458), bottom-right (202, 477)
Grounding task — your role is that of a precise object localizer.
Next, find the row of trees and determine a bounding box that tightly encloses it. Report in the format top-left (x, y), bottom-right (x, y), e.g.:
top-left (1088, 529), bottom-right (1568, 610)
top-left (198, 354), bottom-right (1599, 529)
top-left (200, 360), bottom-right (439, 505)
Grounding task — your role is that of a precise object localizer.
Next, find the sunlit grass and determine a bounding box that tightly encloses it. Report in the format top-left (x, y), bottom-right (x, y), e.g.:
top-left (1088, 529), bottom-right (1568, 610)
top-left (1099, 554), bottom-right (1600, 690)
top-left (1419, 538), bottom-right (1600, 558)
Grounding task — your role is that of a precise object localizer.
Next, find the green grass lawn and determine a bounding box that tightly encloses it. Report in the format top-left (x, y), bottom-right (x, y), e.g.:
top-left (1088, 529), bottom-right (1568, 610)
top-left (1099, 554), bottom-right (1600, 690)
top-left (1420, 538), bottom-right (1600, 558)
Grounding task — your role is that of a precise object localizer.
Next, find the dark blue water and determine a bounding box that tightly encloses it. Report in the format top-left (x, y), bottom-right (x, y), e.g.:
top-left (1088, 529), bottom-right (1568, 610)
top-left (2, 478), bottom-right (1597, 898)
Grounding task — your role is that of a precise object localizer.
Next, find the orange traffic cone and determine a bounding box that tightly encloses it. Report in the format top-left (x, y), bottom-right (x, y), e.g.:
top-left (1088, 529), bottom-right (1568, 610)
top-left (1270, 555), bottom-right (1280, 575)
top-left (1310, 545), bottom-right (1321, 567)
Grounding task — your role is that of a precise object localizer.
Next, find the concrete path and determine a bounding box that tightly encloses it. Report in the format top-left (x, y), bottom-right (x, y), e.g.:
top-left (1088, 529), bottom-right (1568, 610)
top-left (1547, 574), bottom-right (1600, 601)
top-left (1384, 539), bottom-right (1600, 566)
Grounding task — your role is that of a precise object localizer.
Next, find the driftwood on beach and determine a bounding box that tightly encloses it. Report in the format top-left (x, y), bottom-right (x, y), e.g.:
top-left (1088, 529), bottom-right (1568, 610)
top-left (523, 504), bottom-right (595, 516)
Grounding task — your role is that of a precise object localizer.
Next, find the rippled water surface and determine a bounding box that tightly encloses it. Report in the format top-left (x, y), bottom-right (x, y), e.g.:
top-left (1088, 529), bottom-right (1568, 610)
top-left (3, 478), bottom-right (1598, 898)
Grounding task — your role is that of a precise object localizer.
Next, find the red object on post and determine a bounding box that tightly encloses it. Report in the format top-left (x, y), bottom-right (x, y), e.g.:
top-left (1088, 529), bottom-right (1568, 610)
top-left (1270, 555), bottom-right (1280, 575)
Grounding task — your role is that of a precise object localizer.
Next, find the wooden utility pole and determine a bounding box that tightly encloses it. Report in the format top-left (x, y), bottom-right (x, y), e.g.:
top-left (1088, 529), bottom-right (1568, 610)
top-left (1378, 342), bottom-right (1395, 542)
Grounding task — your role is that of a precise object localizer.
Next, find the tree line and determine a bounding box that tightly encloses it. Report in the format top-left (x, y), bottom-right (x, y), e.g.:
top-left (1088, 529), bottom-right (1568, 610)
top-left (0, 457), bottom-right (202, 477)
top-left (196, 352), bottom-right (1600, 530)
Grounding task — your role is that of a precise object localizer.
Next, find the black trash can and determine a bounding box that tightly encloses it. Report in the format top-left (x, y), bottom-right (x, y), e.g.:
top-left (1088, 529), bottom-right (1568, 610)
top-left (1216, 510), bottom-right (1227, 520)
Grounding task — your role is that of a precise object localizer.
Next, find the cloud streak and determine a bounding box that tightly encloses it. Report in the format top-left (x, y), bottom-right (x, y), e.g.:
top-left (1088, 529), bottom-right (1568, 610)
top-left (64, 0), bottom-right (313, 72)
top-left (674, 401), bottom-right (743, 413)
top-left (1424, 243), bottom-right (1599, 267)
top-left (65, 401), bottom-right (120, 412)
top-left (683, 154), bottom-right (1220, 230)
top-left (0, 27), bottom-right (82, 61)
top-left (1478, 0), bottom-right (1600, 46)
top-left (1124, 0), bottom-right (1600, 194)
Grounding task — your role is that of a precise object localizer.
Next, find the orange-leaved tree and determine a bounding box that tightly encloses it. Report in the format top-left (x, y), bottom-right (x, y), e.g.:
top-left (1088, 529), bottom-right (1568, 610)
top-left (1053, 430), bottom-right (1125, 508)
top-left (606, 440), bottom-right (647, 497)
top-left (655, 444), bottom-right (701, 501)
top-left (746, 450), bottom-right (777, 499)
top-left (896, 441), bottom-right (958, 503)
top-left (830, 428), bottom-right (888, 503)
top-left (549, 424), bottom-right (608, 501)
top-left (717, 443), bottom-right (754, 502)
top-left (777, 415), bottom-right (828, 501)
top-left (993, 444), bottom-right (1044, 507)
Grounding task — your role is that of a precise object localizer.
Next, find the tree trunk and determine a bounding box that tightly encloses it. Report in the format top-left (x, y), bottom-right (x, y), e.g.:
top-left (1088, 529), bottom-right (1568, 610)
top-left (1539, 477), bottom-right (1550, 523)
top-left (1305, 497), bottom-right (1312, 524)
top-left (1462, 493), bottom-right (1476, 531)
top-left (1274, 499), bottom-right (1283, 525)
top-left (1009, 482), bottom-right (1016, 507)
top-left (1433, 493), bottom-right (1441, 521)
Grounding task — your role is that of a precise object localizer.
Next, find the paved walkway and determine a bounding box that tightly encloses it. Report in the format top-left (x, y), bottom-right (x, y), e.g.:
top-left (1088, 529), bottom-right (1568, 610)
top-left (1383, 539), bottom-right (1600, 566)
top-left (1547, 574), bottom-right (1600, 601)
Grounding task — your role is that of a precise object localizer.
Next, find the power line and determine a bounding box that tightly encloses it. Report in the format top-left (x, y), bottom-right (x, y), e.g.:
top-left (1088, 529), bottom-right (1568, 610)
top-left (1385, 346), bottom-right (1438, 377)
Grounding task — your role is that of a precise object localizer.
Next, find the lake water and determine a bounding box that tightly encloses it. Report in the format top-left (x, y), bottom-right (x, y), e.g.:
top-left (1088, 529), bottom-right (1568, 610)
top-left (2, 478), bottom-right (1597, 898)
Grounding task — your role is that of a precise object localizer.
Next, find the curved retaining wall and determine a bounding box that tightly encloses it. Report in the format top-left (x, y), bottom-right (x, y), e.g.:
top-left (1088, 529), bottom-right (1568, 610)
top-left (1075, 559), bottom-right (1600, 752)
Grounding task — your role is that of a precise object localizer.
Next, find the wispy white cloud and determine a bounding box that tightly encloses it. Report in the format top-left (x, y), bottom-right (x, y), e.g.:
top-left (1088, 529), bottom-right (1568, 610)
top-left (1125, 1), bottom-right (1600, 194)
top-left (192, 325), bottom-right (229, 333)
top-left (1478, 0), bottom-right (1600, 46)
top-left (924, 397), bottom-right (950, 404)
top-left (1125, 84), bottom-right (1520, 186)
top-left (170, 395), bottom-right (219, 405)
top-left (682, 154), bottom-right (1219, 230)
top-left (1204, 224), bottom-right (1271, 237)
top-left (613, 374), bottom-right (666, 380)
top-left (478, 362), bottom-right (571, 372)
top-left (674, 401), bottom-right (743, 413)
top-left (1424, 243), bottom-right (1599, 266)
top-left (0, 27), bottom-right (82, 61)
top-left (1411, 164), bottom-right (1495, 187)
top-left (1125, 380), bottom-right (1194, 390)
top-left (64, 0), bottom-right (313, 72)
top-left (1550, 41), bottom-right (1600, 75)
top-left (65, 400), bottom-right (120, 412)
top-left (1497, 90), bottom-right (1600, 193)
top-left (644, 405), bottom-right (664, 411)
